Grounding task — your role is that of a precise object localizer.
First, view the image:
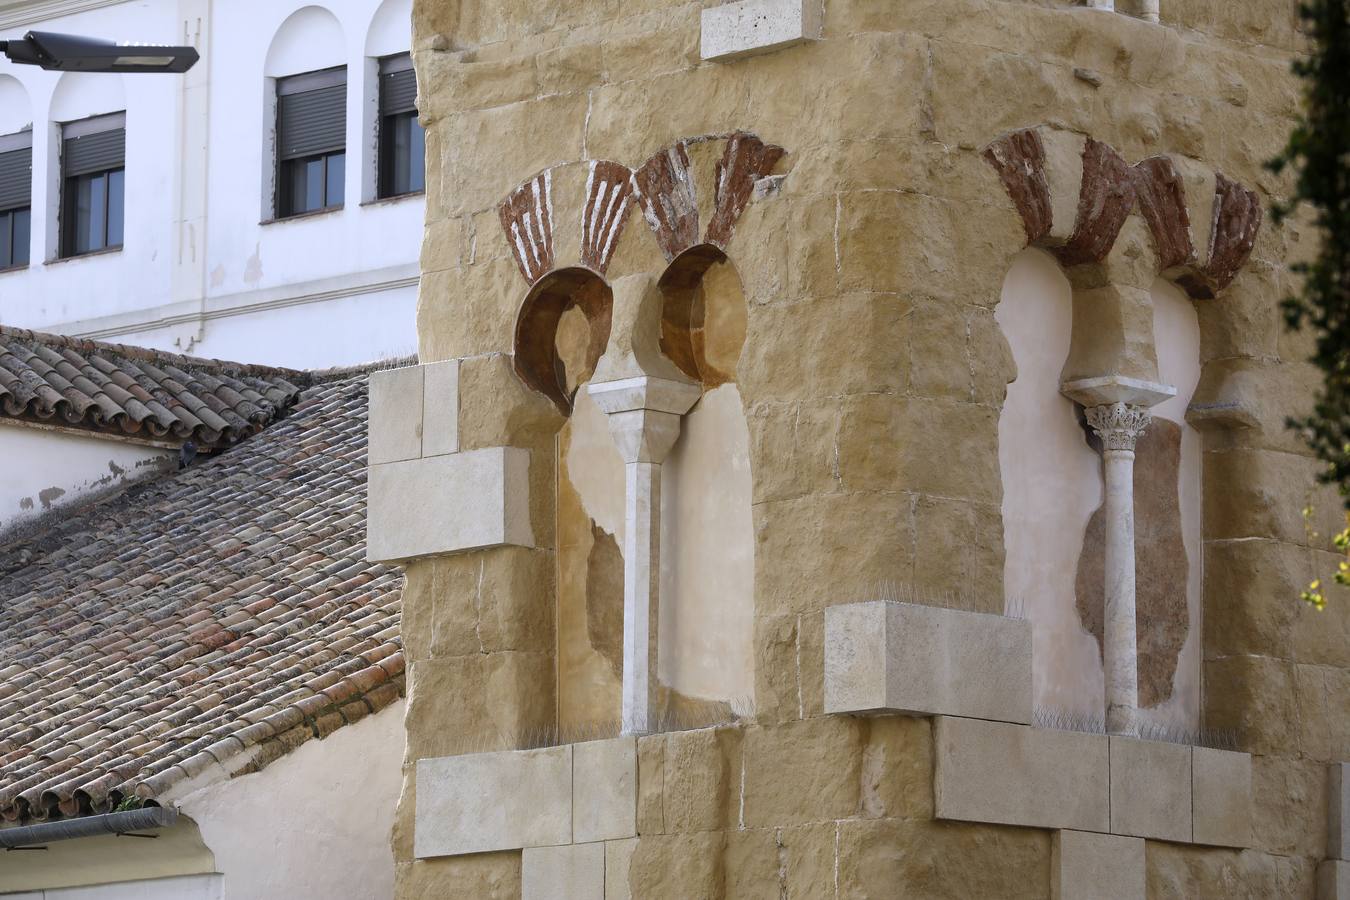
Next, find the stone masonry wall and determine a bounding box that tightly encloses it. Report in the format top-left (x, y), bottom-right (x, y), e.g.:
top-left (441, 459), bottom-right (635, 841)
top-left (396, 0), bottom-right (1349, 896)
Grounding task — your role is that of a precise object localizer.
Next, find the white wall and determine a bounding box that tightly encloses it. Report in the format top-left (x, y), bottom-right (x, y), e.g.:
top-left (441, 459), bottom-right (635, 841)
top-left (0, 701), bottom-right (404, 898)
top-left (177, 700), bottom-right (404, 900)
top-left (0, 0), bottom-right (420, 369)
top-left (0, 422), bottom-right (173, 535)
top-left (997, 249), bottom-right (1105, 719)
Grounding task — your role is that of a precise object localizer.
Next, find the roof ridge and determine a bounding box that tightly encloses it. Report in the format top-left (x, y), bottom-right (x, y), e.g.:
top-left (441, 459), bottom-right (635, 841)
top-left (0, 324), bottom-right (312, 382)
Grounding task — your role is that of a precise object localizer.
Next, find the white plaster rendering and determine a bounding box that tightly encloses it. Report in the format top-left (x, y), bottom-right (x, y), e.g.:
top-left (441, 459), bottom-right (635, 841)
top-left (177, 700), bottom-right (404, 900)
top-left (0, 0), bottom-right (421, 368)
top-left (823, 601), bottom-right (1033, 724)
top-left (0, 73), bottom-right (31, 133)
top-left (1082, 400), bottom-right (1152, 736)
top-left (366, 446), bottom-right (534, 562)
top-left (589, 375), bottom-right (699, 735)
top-left (1145, 279), bottom-right (1203, 734)
top-left (997, 250), bottom-right (1105, 719)
top-left (414, 745), bottom-right (573, 858)
top-left (587, 273), bottom-right (702, 734)
top-left (2, 702), bottom-right (403, 898)
top-left (699, 0), bottom-right (822, 61)
top-left (0, 422), bottom-right (173, 535)
top-left (658, 383), bottom-right (755, 704)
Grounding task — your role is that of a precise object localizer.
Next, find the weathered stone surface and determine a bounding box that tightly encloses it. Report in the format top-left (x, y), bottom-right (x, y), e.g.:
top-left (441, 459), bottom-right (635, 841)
top-left (1109, 737), bottom-right (1191, 843)
top-left (1321, 860), bottom-right (1350, 900)
top-left (574, 738), bottom-right (637, 844)
top-left (824, 600), bottom-right (1033, 724)
top-left (1331, 763), bottom-right (1350, 861)
top-left (422, 360), bottom-right (461, 457)
top-left (367, 447), bottom-right (534, 562)
top-left (859, 714), bottom-right (935, 820)
top-left (836, 817), bottom-right (1050, 899)
top-left (370, 363), bottom-right (425, 465)
top-left (935, 717), bottom-right (1109, 832)
top-left (522, 843), bottom-right (605, 900)
top-left (700, 0), bottom-right (821, 61)
top-left (1252, 755), bottom-right (1327, 858)
top-left (396, 854), bottom-right (520, 900)
top-left (604, 838), bottom-right (636, 900)
top-left (1193, 747), bottom-right (1252, 848)
top-left (1052, 830), bottom-right (1144, 900)
top-left (625, 831), bottom-right (724, 900)
top-left (661, 727), bottom-right (741, 833)
top-left (743, 716), bottom-right (862, 827)
top-left (415, 745), bottom-right (572, 857)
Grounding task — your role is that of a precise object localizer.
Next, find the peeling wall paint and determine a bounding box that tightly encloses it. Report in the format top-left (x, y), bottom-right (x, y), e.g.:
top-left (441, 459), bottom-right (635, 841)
top-left (0, 424), bottom-right (173, 535)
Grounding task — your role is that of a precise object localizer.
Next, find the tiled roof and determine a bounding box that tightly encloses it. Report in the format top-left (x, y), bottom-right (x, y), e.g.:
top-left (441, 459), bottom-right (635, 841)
top-left (0, 326), bottom-right (308, 448)
top-left (0, 373), bottom-right (403, 824)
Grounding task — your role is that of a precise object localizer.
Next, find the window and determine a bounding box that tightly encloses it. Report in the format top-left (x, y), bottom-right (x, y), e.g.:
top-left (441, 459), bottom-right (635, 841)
top-left (61, 113), bottom-right (125, 258)
top-left (276, 67), bottom-right (346, 217)
top-left (0, 130), bottom-right (32, 270)
top-left (377, 54), bottom-right (423, 199)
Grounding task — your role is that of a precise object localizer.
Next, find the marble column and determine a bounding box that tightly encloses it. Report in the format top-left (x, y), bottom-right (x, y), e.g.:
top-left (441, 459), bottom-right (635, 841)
top-left (589, 377), bottom-right (700, 735)
top-left (1085, 401), bottom-right (1152, 735)
top-left (586, 272), bottom-right (702, 736)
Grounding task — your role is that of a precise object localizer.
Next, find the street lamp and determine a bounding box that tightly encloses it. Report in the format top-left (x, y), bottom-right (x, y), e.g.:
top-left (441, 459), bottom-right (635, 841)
top-left (0, 31), bottom-right (198, 73)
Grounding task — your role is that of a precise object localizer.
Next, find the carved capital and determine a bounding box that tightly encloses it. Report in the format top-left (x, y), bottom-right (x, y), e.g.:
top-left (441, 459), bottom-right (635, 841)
top-left (1085, 402), bottom-right (1151, 452)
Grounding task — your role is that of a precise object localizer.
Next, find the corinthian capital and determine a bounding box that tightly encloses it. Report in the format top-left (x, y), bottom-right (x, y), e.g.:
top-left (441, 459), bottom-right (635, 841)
top-left (1086, 402), bottom-right (1151, 452)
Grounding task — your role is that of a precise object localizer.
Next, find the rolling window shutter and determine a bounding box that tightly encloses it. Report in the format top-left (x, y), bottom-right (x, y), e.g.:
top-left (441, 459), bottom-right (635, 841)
top-left (64, 128), bottom-right (125, 178)
top-left (278, 77), bottom-right (346, 161)
top-left (379, 67), bottom-right (417, 117)
top-left (0, 146), bottom-right (31, 211)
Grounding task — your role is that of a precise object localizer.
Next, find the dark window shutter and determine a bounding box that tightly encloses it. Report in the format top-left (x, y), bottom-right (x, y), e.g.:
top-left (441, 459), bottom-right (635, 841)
top-left (64, 128), bottom-right (125, 178)
top-left (0, 147), bottom-right (31, 211)
top-left (278, 83), bottom-right (346, 160)
top-left (380, 68), bottom-right (417, 117)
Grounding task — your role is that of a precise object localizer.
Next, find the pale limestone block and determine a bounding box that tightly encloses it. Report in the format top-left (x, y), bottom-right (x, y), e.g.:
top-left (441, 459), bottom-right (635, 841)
top-left (1321, 860), bottom-right (1350, 900)
top-left (368, 364), bottom-right (423, 465)
top-left (605, 838), bottom-right (637, 900)
top-left (522, 843), bottom-right (605, 900)
top-left (1330, 763), bottom-right (1350, 860)
top-left (699, 0), bottom-right (821, 61)
top-left (934, 716), bottom-right (1109, 832)
top-left (824, 601), bottom-right (1032, 725)
top-left (422, 359), bottom-right (460, 457)
top-left (574, 738), bottom-right (638, 844)
top-left (1052, 830), bottom-right (1144, 900)
top-left (414, 745), bottom-right (571, 857)
top-left (1192, 747), bottom-right (1252, 848)
top-left (1108, 737), bottom-right (1191, 842)
top-left (367, 447), bottom-right (533, 562)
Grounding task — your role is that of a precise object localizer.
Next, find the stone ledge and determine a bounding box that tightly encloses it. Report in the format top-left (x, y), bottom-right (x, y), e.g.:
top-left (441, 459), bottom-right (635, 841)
top-left (824, 601), bottom-right (1032, 724)
top-left (1192, 747), bottom-right (1252, 848)
top-left (935, 716), bottom-right (1109, 833)
top-left (1052, 830), bottom-right (1144, 900)
top-left (1320, 860), bottom-right (1350, 900)
top-left (368, 359), bottom-right (459, 466)
top-left (414, 745), bottom-right (572, 858)
top-left (366, 446), bottom-right (533, 562)
top-left (1110, 736), bottom-right (1191, 843)
top-left (523, 842), bottom-right (605, 900)
top-left (1330, 762), bottom-right (1350, 861)
top-left (700, 0), bottom-right (821, 61)
top-left (574, 738), bottom-right (638, 844)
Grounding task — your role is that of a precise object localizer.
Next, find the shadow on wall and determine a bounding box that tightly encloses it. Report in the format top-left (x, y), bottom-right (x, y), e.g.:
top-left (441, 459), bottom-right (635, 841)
top-left (552, 247), bottom-right (757, 731)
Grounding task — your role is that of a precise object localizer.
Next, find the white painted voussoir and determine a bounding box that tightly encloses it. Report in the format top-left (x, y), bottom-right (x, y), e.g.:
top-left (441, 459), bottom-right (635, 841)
top-left (824, 601), bottom-right (1033, 725)
top-left (700, 0), bottom-right (822, 61)
top-left (365, 447), bottom-right (533, 562)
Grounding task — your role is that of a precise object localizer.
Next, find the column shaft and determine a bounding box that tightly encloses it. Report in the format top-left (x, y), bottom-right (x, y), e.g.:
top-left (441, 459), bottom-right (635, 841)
top-left (1102, 447), bottom-right (1138, 735)
top-left (621, 461), bottom-right (661, 735)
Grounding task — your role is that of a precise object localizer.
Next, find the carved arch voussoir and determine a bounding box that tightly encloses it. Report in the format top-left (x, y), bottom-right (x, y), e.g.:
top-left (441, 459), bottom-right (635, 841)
top-left (984, 126), bottom-right (1262, 299)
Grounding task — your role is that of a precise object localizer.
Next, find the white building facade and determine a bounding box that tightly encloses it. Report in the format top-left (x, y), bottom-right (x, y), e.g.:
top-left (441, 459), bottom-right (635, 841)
top-left (0, 0), bottom-right (422, 369)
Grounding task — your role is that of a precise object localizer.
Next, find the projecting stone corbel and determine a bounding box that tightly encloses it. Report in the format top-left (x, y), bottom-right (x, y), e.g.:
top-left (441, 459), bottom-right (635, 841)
top-left (1132, 156), bottom-right (1262, 300)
